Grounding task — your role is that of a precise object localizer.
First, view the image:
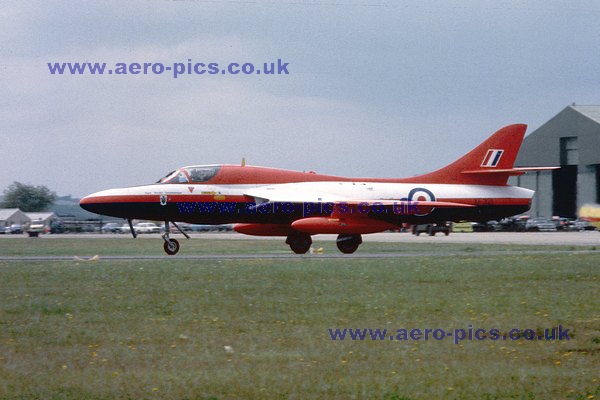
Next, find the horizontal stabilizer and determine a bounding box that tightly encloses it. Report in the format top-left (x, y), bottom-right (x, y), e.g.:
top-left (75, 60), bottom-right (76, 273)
top-left (462, 167), bottom-right (559, 176)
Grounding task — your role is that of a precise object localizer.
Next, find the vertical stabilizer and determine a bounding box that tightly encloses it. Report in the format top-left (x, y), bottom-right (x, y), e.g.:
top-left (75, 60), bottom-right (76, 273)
top-left (403, 124), bottom-right (528, 185)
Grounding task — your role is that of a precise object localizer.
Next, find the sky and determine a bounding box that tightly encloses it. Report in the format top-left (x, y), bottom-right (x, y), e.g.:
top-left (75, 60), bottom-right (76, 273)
top-left (2, 0), bottom-right (600, 198)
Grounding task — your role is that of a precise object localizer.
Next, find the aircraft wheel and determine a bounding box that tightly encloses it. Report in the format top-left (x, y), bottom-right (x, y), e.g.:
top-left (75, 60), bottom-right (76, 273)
top-left (163, 238), bottom-right (180, 255)
top-left (286, 232), bottom-right (312, 254)
top-left (336, 234), bottom-right (362, 254)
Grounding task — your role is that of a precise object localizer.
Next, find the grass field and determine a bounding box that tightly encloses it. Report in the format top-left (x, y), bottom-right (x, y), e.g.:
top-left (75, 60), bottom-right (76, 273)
top-left (0, 237), bottom-right (599, 399)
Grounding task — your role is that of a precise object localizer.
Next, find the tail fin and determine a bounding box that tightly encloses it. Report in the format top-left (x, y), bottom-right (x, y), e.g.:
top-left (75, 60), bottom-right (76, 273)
top-left (405, 124), bottom-right (530, 185)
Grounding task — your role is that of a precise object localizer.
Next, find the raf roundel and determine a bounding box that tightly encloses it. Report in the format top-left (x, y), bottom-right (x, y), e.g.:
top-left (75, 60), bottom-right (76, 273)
top-left (407, 187), bottom-right (436, 216)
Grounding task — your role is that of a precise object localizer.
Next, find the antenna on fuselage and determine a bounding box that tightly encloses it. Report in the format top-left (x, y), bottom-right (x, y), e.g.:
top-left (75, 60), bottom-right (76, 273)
top-left (241, 157), bottom-right (246, 167)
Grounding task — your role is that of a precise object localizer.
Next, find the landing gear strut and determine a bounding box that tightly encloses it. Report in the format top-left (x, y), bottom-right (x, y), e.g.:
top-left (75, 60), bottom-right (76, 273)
top-left (161, 221), bottom-right (189, 255)
top-left (336, 234), bottom-right (362, 254)
top-left (286, 232), bottom-right (312, 254)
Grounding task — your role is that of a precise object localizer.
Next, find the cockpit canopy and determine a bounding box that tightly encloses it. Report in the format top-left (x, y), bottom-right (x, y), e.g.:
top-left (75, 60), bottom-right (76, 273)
top-left (158, 165), bottom-right (221, 184)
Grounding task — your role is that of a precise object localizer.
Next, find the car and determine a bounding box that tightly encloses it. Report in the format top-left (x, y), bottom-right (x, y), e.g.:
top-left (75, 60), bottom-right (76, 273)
top-left (81, 224), bottom-right (99, 233)
top-left (101, 222), bottom-right (121, 233)
top-left (5, 224), bottom-right (23, 234)
top-left (551, 217), bottom-right (573, 231)
top-left (26, 219), bottom-right (46, 237)
top-left (134, 222), bottom-right (161, 234)
top-left (189, 224), bottom-right (234, 232)
top-left (525, 218), bottom-right (557, 232)
top-left (571, 219), bottom-right (597, 231)
top-left (412, 222), bottom-right (451, 236)
top-left (190, 224), bottom-right (212, 232)
top-left (117, 223), bottom-right (131, 234)
top-left (165, 222), bottom-right (192, 233)
top-left (214, 224), bottom-right (234, 232)
top-left (497, 217), bottom-right (528, 232)
top-left (472, 220), bottom-right (502, 232)
top-left (50, 220), bottom-right (66, 234)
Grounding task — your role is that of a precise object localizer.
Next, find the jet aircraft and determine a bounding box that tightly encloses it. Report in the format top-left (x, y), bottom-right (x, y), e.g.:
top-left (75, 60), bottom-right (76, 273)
top-left (80, 124), bottom-right (555, 255)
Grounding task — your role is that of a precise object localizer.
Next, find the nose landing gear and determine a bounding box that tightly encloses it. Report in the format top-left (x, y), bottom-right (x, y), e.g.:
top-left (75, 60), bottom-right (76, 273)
top-left (163, 237), bottom-right (180, 255)
top-left (161, 221), bottom-right (189, 255)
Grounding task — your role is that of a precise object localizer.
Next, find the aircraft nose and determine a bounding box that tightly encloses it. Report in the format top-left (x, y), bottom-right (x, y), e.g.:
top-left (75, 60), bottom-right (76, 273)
top-left (80, 188), bottom-right (132, 218)
top-left (80, 191), bottom-right (107, 215)
top-left (79, 187), bottom-right (153, 219)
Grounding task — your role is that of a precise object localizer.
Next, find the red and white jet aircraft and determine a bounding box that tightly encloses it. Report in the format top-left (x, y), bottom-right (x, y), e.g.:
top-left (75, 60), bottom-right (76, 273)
top-left (81, 124), bottom-right (554, 255)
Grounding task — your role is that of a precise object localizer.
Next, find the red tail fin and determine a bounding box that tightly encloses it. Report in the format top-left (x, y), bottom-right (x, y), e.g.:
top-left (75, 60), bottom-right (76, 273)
top-left (403, 124), bottom-right (528, 185)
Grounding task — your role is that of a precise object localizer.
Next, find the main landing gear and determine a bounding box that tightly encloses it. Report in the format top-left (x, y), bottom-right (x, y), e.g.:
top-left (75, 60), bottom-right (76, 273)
top-left (286, 232), bottom-right (312, 254)
top-left (285, 232), bottom-right (363, 254)
top-left (162, 221), bottom-right (189, 255)
top-left (336, 234), bottom-right (362, 254)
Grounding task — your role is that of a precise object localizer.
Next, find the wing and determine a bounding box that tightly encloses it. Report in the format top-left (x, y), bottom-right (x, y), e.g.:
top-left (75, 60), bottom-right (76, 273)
top-left (243, 183), bottom-right (475, 235)
top-left (244, 184), bottom-right (474, 215)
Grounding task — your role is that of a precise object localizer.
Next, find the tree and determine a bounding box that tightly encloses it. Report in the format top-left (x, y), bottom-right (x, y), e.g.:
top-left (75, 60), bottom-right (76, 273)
top-left (1, 182), bottom-right (57, 212)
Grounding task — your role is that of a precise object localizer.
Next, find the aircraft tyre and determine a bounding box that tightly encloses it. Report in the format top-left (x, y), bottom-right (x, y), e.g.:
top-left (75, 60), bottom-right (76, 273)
top-left (286, 232), bottom-right (312, 254)
top-left (336, 234), bottom-right (362, 254)
top-left (163, 238), bottom-right (180, 255)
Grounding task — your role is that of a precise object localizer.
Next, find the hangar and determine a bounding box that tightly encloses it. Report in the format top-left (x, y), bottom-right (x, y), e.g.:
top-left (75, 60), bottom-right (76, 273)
top-left (0, 208), bottom-right (30, 230)
top-left (511, 104), bottom-right (600, 218)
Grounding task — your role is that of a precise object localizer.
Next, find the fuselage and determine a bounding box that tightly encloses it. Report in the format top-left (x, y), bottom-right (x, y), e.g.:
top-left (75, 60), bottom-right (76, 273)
top-left (80, 164), bottom-right (534, 226)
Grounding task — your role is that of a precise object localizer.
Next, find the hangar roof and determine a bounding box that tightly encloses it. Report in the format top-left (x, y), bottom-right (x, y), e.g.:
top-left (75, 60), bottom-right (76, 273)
top-left (571, 105), bottom-right (600, 124)
top-left (25, 212), bottom-right (57, 222)
top-left (0, 208), bottom-right (22, 220)
top-left (516, 105), bottom-right (600, 167)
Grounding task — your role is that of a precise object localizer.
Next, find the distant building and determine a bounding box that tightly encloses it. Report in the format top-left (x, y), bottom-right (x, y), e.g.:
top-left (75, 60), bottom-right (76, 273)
top-left (0, 208), bottom-right (31, 229)
top-left (511, 105), bottom-right (600, 218)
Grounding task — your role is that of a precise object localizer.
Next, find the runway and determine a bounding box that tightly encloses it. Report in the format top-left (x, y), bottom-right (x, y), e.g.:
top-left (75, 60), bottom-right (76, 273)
top-left (1, 249), bottom-right (600, 261)
top-left (1, 231), bottom-right (599, 261)
top-left (4, 230), bottom-right (598, 245)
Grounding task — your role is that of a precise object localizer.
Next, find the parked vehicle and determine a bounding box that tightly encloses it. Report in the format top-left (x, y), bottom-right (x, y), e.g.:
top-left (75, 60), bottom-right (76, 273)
top-left (571, 219), bottom-right (597, 231)
top-left (190, 224), bottom-right (234, 232)
top-left (171, 222), bottom-right (192, 232)
top-left (551, 217), bottom-right (573, 231)
top-left (117, 224), bottom-right (131, 234)
top-left (101, 222), bottom-right (121, 233)
top-left (525, 218), bottom-right (557, 232)
top-left (0, 224), bottom-right (23, 235)
top-left (497, 217), bottom-right (528, 232)
top-left (50, 220), bottom-right (66, 234)
top-left (81, 224), bottom-right (99, 233)
top-left (134, 222), bottom-right (161, 234)
top-left (27, 220), bottom-right (45, 237)
top-left (472, 220), bottom-right (502, 232)
top-left (6, 224), bottom-right (23, 234)
top-left (412, 222), bottom-right (451, 236)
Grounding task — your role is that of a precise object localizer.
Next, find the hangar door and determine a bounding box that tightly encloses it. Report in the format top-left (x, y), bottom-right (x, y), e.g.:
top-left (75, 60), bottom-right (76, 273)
top-left (552, 137), bottom-right (578, 218)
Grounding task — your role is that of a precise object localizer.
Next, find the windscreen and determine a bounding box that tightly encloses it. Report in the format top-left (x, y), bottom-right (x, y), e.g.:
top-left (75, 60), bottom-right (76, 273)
top-left (158, 166), bottom-right (220, 184)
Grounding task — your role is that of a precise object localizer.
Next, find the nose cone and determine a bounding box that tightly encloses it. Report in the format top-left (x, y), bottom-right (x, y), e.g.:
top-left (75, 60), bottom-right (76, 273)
top-left (80, 189), bottom-right (111, 216)
top-left (80, 188), bottom-right (132, 218)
